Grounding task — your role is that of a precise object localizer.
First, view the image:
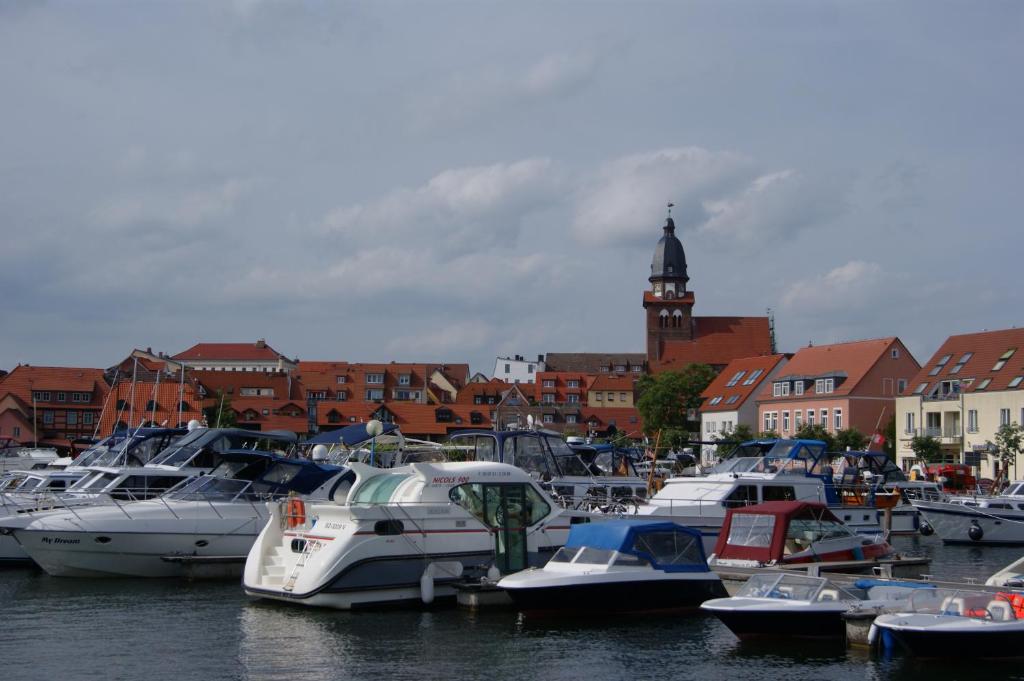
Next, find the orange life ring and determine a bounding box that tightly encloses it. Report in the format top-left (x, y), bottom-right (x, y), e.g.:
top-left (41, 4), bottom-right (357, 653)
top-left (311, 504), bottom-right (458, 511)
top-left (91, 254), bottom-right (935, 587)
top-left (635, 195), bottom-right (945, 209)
top-left (287, 498), bottom-right (306, 528)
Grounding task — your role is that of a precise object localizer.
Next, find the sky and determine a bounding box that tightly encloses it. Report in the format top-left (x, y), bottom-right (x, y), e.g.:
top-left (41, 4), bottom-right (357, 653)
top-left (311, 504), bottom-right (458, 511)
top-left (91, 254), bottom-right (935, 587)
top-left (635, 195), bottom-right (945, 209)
top-left (1, 1), bottom-right (1021, 376)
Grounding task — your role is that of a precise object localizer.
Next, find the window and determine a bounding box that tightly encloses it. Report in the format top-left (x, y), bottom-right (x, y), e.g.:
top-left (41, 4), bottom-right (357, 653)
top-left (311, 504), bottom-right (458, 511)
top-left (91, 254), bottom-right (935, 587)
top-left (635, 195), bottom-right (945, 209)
top-left (567, 394), bottom-right (579, 404)
top-left (56, 392), bottom-right (66, 402)
top-left (726, 395), bottom-right (739, 404)
top-left (336, 376), bottom-right (347, 384)
top-left (395, 390), bottom-right (419, 400)
top-left (913, 382), bottom-right (928, 395)
top-left (528, 365), bottom-right (534, 374)
top-left (607, 392), bottom-right (615, 402)
top-left (615, 365), bottom-right (625, 373)
top-left (566, 415), bottom-right (577, 424)
top-left (950, 352), bottom-right (972, 374)
top-left (365, 389), bottom-right (384, 401)
top-left (742, 369), bottom-right (764, 385)
top-left (815, 378), bottom-right (834, 394)
top-left (365, 373), bottom-right (384, 384)
top-left (567, 379), bottom-right (580, 388)
top-left (619, 392), bottom-right (627, 401)
top-left (632, 365), bottom-right (642, 373)
top-left (977, 378), bottom-right (992, 391)
top-left (504, 364), bottom-right (510, 373)
top-left (807, 410), bottom-right (816, 426)
top-left (782, 411), bottom-right (790, 432)
top-left (709, 396), bottom-right (722, 406)
top-left (83, 413), bottom-right (93, 425)
top-left (1010, 376), bottom-right (1024, 389)
top-left (1001, 408), bottom-right (1011, 427)
top-left (542, 394), bottom-right (554, 404)
top-left (435, 409), bottom-right (453, 423)
top-left (763, 486), bottom-right (796, 502)
top-left (706, 421), bottom-right (715, 433)
top-left (905, 412), bottom-right (915, 434)
top-left (773, 382), bottom-right (789, 397)
top-left (723, 485), bottom-right (758, 509)
top-left (993, 349), bottom-right (1016, 372)
top-left (12, 426), bottom-right (20, 437)
top-left (67, 411), bottom-right (78, 425)
top-left (542, 414), bottom-right (553, 424)
top-left (968, 410), bottom-right (979, 433)
top-left (937, 354), bottom-right (953, 366)
top-left (897, 379), bottom-right (907, 393)
top-left (834, 409), bottom-right (842, 431)
top-left (542, 379), bottom-right (554, 388)
top-left (33, 391), bottom-right (51, 402)
top-left (595, 393), bottom-right (603, 402)
top-left (336, 391), bottom-right (347, 401)
top-left (767, 412), bottom-right (778, 431)
top-left (398, 374), bottom-right (411, 386)
top-left (891, 349), bottom-right (900, 359)
top-left (794, 410), bottom-right (803, 429)
top-left (43, 410), bottom-right (54, 424)
top-left (820, 409), bottom-right (828, 429)
top-left (794, 382), bottom-right (804, 396)
top-left (725, 371), bottom-right (746, 387)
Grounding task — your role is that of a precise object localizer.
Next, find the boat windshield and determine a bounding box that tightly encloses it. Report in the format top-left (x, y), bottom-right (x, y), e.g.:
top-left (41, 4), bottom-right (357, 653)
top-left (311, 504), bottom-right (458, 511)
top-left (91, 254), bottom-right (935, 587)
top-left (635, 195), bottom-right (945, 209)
top-left (13, 476), bottom-right (45, 492)
top-left (737, 573), bottom-right (852, 602)
top-left (727, 513), bottom-right (776, 547)
top-left (787, 516), bottom-right (854, 542)
top-left (75, 472), bottom-right (120, 492)
top-left (350, 474), bottom-right (412, 505)
top-left (552, 453), bottom-right (593, 477)
top-left (166, 477), bottom-right (256, 502)
top-left (906, 588), bottom-right (1021, 620)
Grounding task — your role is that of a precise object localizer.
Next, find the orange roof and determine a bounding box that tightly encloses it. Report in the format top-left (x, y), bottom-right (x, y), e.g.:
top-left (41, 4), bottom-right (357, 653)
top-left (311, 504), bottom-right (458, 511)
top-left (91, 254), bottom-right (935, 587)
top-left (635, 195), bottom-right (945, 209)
top-left (654, 316), bottom-right (772, 369)
top-left (587, 374), bottom-right (635, 391)
top-left (907, 327), bottom-right (1024, 396)
top-left (701, 354), bottom-right (789, 412)
top-left (580, 407), bottom-right (644, 434)
top-left (191, 370), bottom-right (295, 399)
top-left (0, 365), bottom-right (108, 403)
top-left (173, 341), bottom-right (285, 361)
top-left (98, 381), bottom-right (203, 435)
top-left (231, 398), bottom-right (308, 433)
top-left (455, 381), bottom-right (512, 405)
top-left (758, 337), bottom-right (912, 401)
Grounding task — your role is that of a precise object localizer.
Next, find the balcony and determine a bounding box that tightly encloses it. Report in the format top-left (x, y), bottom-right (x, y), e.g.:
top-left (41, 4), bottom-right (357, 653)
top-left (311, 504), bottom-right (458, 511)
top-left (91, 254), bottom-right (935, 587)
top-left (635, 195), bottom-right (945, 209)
top-left (902, 427), bottom-right (962, 445)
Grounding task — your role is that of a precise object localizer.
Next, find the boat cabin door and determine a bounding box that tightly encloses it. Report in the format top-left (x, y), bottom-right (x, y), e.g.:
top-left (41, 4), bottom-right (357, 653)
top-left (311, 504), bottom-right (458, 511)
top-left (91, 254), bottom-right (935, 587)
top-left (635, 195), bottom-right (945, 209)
top-left (487, 484), bottom-right (529, 574)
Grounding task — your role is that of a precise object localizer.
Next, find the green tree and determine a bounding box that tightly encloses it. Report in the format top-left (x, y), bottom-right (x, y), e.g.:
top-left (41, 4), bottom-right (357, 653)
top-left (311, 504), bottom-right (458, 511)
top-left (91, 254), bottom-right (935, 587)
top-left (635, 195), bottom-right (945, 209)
top-left (909, 434), bottom-right (943, 464)
top-left (635, 364), bottom-right (717, 435)
top-left (988, 422), bottom-right (1024, 486)
top-left (794, 422), bottom-right (837, 451)
top-left (203, 389), bottom-right (237, 428)
top-left (882, 415), bottom-right (897, 460)
top-left (715, 423), bottom-right (755, 458)
top-left (835, 427), bottom-right (869, 451)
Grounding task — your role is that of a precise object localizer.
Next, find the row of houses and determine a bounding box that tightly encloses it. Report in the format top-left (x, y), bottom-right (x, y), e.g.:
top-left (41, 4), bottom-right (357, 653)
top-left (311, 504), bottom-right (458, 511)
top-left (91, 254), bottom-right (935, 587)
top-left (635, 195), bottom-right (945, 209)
top-left (0, 341), bottom-right (646, 451)
top-left (698, 328), bottom-right (1024, 480)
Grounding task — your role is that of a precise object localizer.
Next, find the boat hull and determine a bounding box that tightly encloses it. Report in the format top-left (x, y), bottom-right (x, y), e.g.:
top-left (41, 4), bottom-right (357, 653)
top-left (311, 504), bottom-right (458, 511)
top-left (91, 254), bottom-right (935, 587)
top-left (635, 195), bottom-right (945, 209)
top-left (875, 616), bottom-right (1024, 658)
top-left (504, 575), bottom-right (727, 614)
top-left (701, 600), bottom-right (849, 639)
top-left (913, 501), bottom-right (1024, 545)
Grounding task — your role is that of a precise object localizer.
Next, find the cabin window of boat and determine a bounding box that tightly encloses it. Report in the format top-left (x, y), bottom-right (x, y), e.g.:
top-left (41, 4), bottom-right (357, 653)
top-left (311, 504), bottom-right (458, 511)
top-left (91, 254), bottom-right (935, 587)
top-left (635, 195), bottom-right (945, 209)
top-left (553, 453), bottom-right (591, 477)
top-left (762, 486), bottom-right (796, 502)
top-left (511, 436), bottom-right (555, 480)
top-left (726, 514), bottom-right (776, 547)
top-left (612, 551), bottom-right (649, 567)
top-left (449, 483), bottom-right (550, 527)
top-left (84, 473), bottom-right (119, 491)
top-left (16, 477), bottom-right (43, 491)
top-left (110, 475), bottom-right (185, 500)
top-left (722, 485), bottom-right (758, 508)
top-left (473, 437), bottom-right (497, 462)
top-left (549, 546), bottom-right (580, 563)
top-left (351, 474), bottom-right (412, 505)
top-left (787, 517), bottom-right (849, 543)
top-left (262, 462), bottom-right (302, 485)
top-left (575, 547), bottom-right (615, 565)
top-left (633, 531), bottom-right (702, 567)
top-left (170, 477), bottom-right (251, 501)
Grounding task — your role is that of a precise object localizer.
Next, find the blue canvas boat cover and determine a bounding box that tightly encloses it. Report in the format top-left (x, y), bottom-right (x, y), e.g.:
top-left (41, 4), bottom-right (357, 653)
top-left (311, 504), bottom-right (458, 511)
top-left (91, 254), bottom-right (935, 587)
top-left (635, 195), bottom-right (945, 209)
top-left (306, 422), bottom-right (399, 446)
top-left (565, 520), bottom-right (711, 573)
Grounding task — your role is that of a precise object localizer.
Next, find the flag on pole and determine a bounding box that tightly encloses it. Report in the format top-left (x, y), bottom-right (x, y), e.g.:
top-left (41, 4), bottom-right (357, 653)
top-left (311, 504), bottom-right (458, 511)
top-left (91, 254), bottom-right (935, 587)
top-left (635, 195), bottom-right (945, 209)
top-left (869, 431), bottom-right (886, 451)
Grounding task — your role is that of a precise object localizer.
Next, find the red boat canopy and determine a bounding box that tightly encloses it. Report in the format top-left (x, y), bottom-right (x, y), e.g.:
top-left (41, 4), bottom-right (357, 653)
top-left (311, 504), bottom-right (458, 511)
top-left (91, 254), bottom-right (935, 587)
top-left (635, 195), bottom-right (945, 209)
top-left (712, 501), bottom-right (843, 563)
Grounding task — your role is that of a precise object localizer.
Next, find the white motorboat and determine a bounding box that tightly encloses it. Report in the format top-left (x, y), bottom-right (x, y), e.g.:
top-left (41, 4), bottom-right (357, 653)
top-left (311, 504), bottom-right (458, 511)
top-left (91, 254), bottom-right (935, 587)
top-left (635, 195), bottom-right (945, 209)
top-left (912, 481), bottom-right (1024, 545)
top-left (702, 572), bottom-right (929, 639)
top-left (447, 429), bottom-right (649, 511)
top-left (0, 437), bottom-right (57, 473)
top-left (830, 451), bottom-right (942, 534)
top-left (872, 587), bottom-right (1024, 657)
top-left (5, 431), bottom-right (328, 578)
top-left (634, 439), bottom-right (884, 551)
top-left (498, 520), bottom-right (727, 614)
top-left (306, 422), bottom-right (448, 467)
top-left (243, 461), bottom-right (574, 610)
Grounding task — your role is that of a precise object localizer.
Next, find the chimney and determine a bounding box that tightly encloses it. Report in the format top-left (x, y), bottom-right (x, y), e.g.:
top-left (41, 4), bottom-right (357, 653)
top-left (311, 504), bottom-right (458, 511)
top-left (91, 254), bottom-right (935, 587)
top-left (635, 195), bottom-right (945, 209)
top-left (256, 338), bottom-right (266, 348)
top-left (537, 354), bottom-right (544, 362)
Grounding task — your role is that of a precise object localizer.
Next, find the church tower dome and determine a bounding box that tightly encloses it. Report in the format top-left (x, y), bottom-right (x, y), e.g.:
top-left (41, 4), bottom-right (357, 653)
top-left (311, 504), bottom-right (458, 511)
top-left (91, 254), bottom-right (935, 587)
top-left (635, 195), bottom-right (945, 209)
top-left (648, 210), bottom-right (688, 298)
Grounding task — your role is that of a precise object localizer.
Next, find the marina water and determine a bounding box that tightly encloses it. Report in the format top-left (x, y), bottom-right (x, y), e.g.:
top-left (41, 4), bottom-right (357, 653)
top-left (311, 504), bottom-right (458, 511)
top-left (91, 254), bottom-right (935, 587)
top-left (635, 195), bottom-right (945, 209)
top-left (4, 535), bottom-right (1024, 681)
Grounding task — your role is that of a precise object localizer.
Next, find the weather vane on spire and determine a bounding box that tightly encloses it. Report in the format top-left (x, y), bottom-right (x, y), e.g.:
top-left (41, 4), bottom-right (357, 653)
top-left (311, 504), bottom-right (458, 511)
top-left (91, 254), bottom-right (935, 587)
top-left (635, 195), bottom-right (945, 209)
top-left (667, 202), bottom-right (674, 217)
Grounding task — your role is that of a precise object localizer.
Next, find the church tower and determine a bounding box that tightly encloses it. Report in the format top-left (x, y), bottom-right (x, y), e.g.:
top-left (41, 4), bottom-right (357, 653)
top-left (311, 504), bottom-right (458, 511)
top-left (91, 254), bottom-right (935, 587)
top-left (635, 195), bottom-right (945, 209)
top-left (643, 207), bottom-right (696, 361)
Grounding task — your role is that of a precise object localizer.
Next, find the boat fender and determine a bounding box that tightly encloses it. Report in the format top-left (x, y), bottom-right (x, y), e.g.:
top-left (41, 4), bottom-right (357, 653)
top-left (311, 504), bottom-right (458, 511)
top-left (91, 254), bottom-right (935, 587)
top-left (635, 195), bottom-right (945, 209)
top-left (919, 521), bottom-right (934, 537)
top-left (487, 564), bottom-right (502, 582)
top-left (287, 497), bottom-right (306, 529)
top-left (867, 623), bottom-right (879, 648)
top-left (968, 522), bottom-right (984, 542)
top-left (420, 563), bottom-right (436, 604)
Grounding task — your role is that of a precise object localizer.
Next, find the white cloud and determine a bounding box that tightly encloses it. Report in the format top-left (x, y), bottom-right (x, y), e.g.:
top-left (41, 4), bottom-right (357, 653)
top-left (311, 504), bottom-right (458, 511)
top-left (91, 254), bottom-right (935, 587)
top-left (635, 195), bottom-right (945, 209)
top-left (572, 147), bottom-right (843, 248)
top-left (321, 158), bottom-right (559, 251)
top-left (781, 260), bottom-right (884, 312)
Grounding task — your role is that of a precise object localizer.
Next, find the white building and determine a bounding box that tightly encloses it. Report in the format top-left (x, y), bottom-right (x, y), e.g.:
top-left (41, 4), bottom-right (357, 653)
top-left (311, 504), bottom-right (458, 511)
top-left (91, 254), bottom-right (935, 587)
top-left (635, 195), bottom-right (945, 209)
top-left (493, 354), bottom-right (545, 384)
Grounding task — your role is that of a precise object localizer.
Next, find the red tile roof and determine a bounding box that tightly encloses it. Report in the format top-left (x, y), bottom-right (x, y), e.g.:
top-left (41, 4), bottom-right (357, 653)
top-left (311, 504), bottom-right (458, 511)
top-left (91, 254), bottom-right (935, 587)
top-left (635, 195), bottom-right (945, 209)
top-left (654, 316), bottom-right (772, 369)
top-left (231, 398), bottom-right (308, 433)
top-left (906, 327), bottom-right (1024, 396)
top-left (701, 354), bottom-right (789, 412)
top-left (455, 380), bottom-right (513, 405)
top-left (758, 337), bottom-right (914, 401)
top-left (99, 380), bottom-right (204, 435)
top-left (0, 365), bottom-right (108, 403)
top-left (191, 370), bottom-right (295, 400)
top-left (580, 407), bottom-right (644, 435)
top-left (587, 374), bottom-right (635, 392)
top-left (173, 341), bottom-right (285, 361)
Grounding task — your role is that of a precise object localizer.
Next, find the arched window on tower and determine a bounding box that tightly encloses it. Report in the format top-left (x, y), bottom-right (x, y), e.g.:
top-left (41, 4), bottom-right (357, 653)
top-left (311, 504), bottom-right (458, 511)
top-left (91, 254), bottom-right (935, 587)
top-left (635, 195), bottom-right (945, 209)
top-left (659, 309), bottom-right (669, 328)
top-left (672, 309), bottom-right (683, 329)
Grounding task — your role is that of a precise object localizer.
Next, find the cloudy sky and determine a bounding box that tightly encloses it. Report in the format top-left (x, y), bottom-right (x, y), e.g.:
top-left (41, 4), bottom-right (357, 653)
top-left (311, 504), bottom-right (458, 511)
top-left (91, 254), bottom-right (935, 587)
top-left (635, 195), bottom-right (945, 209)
top-left (1, 1), bottom-right (1021, 374)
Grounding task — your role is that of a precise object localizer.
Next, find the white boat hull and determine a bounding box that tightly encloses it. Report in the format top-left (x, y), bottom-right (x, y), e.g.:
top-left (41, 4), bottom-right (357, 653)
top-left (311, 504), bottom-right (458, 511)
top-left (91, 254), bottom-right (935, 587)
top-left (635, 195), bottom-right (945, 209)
top-left (913, 499), bottom-right (1024, 544)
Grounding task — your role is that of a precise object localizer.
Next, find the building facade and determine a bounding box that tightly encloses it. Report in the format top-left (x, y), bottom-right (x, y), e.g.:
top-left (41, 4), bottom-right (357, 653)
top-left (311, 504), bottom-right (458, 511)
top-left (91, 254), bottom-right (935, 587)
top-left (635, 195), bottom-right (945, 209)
top-left (492, 355), bottom-right (545, 384)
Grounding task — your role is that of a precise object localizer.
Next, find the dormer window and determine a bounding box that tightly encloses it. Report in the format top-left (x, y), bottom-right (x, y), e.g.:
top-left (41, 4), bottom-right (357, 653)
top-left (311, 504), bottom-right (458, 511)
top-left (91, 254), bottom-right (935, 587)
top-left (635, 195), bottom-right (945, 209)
top-left (815, 378), bottom-right (834, 394)
top-left (993, 349), bottom-right (1016, 372)
top-left (435, 408), bottom-right (453, 423)
top-left (365, 373), bottom-right (384, 384)
top-left (794, 381), bottom-right (804, 396)
top-left (398, 374), bottom-right (411, 386)
top-left (772, 382), bottom-right (789, 397)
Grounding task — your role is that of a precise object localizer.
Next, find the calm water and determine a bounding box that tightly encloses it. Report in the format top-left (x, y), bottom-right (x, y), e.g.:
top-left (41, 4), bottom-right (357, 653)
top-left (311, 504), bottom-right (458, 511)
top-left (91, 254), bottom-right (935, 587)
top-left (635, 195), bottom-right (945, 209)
top-left (3, 536), bottom-right (1024, 681)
